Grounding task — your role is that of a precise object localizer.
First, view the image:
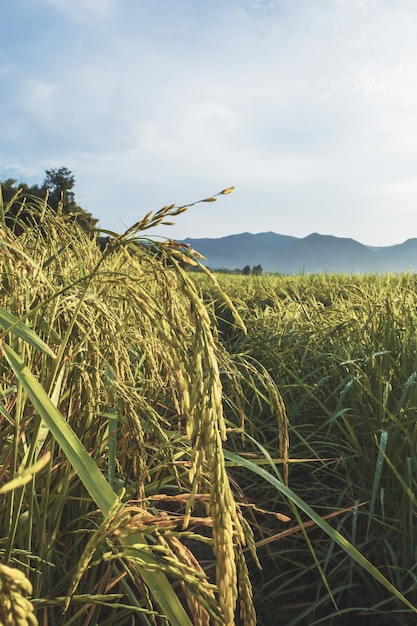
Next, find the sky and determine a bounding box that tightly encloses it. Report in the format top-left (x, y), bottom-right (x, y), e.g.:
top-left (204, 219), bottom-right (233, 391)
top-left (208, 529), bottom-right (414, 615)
top-left (2, 0), bottom-right (417, 246)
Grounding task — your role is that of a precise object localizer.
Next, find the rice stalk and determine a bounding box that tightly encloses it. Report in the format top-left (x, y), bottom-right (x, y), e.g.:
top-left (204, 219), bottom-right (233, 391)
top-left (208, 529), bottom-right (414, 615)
top-left (0, 189), bottom-right (267, 625)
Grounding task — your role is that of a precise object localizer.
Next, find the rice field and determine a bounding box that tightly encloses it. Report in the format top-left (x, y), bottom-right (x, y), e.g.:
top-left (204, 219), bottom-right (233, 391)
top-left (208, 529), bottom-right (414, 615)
top-left (196, 271), bottom-right (417, 625)
top-left (1, 189), bottom-right (417, 625)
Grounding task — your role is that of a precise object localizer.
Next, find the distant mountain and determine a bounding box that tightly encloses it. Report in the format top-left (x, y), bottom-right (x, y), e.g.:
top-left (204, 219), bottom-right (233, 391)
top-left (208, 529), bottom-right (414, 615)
top-left (373, 238), bottom-right (417, 272)
top-left (270, 233), bottom-right (387, 274)
top-left (183, 232), bottom-right (298, 271)
top-left (181, 232), bottom-right (417, 273)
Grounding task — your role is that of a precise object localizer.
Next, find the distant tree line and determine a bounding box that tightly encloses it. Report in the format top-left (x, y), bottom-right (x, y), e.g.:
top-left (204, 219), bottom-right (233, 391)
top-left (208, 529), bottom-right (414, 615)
top-left (190, 264), bottom-right (264, 275)
top-left (0, 172), bottom-right (266, 276)
top-left (0, 167), bottom-right (98, 235)
top-left (242, 264), bottom-right (263, 276)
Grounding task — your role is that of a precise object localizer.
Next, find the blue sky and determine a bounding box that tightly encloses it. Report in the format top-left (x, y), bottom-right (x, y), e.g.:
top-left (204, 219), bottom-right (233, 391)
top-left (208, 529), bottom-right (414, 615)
top-left (2, 0), bottom-right (417, 245)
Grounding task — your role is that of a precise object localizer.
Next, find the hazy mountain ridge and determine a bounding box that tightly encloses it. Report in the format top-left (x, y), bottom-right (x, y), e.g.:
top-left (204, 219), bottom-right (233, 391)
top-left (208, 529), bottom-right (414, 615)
top-left (182, 232), bottom-right (417, 273)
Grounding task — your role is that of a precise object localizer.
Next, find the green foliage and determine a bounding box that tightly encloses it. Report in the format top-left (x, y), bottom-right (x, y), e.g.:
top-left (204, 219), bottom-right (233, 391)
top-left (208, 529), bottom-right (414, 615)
top-left (252, 265), bottom-right (263, 276)
top-left (0, 169), bottom-right (98, 235)
top-left (43, 167), bottom-right (75, 205)
top-left (2, 186), bottom-right (417, 625)
top-left (0, 189), bottom-right (273, 626)
top-left (197, 272), bottom-right (417, 625)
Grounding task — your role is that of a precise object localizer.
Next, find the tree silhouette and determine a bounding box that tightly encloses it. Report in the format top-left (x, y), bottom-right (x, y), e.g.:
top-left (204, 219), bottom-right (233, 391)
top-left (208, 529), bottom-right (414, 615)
top-left (1, 169), bottom-right (98, 235)
top-left (252, 264), bottom-right (263, 276)
top-left (43, 167), bottom-right (76, 209)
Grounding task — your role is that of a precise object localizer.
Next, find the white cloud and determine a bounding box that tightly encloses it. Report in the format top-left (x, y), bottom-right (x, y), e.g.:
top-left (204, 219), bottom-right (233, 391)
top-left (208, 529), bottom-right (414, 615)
top-left (46, 0), bottom-right (117, 22)
top-left (3, 0), bottom-right (417, 245)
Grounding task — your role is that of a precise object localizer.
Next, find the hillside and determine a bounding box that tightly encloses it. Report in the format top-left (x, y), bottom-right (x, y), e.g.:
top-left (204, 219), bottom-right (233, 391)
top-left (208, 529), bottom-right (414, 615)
top-left (182, 232), bottom-right (417, 273)
top-left (183, 232), bottom-right (297, 270)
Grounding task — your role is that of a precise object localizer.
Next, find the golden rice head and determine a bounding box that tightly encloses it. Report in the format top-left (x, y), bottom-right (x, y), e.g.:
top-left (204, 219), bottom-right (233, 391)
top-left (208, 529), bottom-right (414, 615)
top-left (0, 563), bottom-right (38, 626)
top-left (235, 544), bottom-right (257, 626)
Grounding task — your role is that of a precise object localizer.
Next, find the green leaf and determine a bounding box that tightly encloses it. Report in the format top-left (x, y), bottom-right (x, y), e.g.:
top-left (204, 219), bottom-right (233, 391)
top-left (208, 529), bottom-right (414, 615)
top-left (0, 306), bottom-right (55, 358)
top-left (366, 429), bottom-right (388, 539)
top-left (224, 448), bottom-right (417, 615)
top-left (3, 343), bottom-right (193, 626)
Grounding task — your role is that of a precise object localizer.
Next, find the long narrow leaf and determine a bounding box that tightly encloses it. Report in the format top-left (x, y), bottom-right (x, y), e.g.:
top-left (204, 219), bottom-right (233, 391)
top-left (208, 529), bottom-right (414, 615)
top-left (224, 448), bottom-right (417, 615)
top-left (366, 429), bottom-right (388, 539)
top-left (0, 307), bottom-right (55, 357)
top-left (3, 342), bottom-right (193, 626)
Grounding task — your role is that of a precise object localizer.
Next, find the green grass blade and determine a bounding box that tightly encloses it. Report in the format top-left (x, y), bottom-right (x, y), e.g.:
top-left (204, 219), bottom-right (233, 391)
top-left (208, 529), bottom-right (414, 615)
top-left (0, 307), bottom-right (55, 357)
top-left (224, 448), bottom-right (417, 615)
top-left (3, 342), bottom-right (114, 513)
top-left (366, 429), bottom-right (388, 539)
top-left (2, 343), bottom-right (193, 626)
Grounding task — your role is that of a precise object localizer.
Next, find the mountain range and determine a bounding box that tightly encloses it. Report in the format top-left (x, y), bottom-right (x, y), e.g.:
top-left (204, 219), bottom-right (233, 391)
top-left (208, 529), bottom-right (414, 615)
top-left (181, 232), bottom-right (417, 274)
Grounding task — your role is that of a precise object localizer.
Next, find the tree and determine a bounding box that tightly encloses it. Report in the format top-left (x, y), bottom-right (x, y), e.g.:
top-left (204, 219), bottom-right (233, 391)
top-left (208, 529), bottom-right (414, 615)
top-left (0, 168), bottom-right (98, 235)
top-left (42, 168), bottom-right (98, 233)
top-left (242, 265), bottom-right (251, 275)
top-left (43, 167), bottom-right (76, 209)
top-left (252, 264), bottom-right (263, 276)
top-left (1, 178), bottom-right (43, 233)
